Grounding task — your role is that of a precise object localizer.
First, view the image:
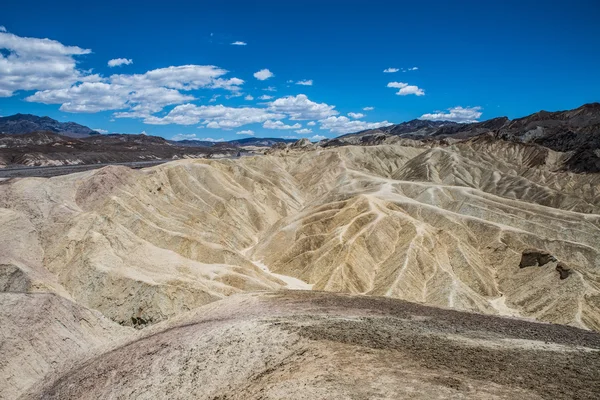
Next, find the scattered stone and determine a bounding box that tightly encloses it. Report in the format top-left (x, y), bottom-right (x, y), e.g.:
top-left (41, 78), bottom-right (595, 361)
top-left (556, 263), bottom-right (572, 280)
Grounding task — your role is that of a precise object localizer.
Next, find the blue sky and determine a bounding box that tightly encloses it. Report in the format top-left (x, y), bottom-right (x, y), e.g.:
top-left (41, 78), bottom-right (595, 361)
top-left (1, 0), bottom-right (599, 141)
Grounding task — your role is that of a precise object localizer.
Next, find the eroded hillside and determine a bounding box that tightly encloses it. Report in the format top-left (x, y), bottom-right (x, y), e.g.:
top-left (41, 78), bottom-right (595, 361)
top-left (1, 140), bottom-right (599, 332)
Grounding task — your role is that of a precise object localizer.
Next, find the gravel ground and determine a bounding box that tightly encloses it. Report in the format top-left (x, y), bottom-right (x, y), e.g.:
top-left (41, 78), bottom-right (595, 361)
top-left (19, 291), bottom-right (600, 400)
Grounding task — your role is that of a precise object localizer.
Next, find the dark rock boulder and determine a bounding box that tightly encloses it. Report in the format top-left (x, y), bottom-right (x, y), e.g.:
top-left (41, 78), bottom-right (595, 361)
top-left (556, 262), bottom-right (572, 280)
top-left (519, 249), bottom-right (557, 268)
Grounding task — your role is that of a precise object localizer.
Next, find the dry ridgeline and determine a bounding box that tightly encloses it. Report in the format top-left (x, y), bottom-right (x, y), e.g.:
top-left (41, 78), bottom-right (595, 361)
top-left (2, 107), bottom-right (600, 399)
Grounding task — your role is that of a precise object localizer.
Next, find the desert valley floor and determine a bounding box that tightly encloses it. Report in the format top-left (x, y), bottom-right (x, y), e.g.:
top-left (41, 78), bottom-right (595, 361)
top-left (2, 138), bottom-right (600, 399)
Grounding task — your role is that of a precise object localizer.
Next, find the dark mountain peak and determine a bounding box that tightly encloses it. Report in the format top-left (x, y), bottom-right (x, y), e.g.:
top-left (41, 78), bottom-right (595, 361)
top-left (0, 113), bottom-right (98, 138)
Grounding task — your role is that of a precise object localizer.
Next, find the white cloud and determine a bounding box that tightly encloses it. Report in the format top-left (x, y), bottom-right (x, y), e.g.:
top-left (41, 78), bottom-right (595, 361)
top-left (319, 116), bottom-right (392, 134)
top-left (27, 64), bottom-right (244, 115)
top-left (0, 27), bottom-right (6, 33)
top-left (383, 68), bottom-right (399, 73)
top-left (144, 103), bottom-right (285, 128)
top-left (408, 67), bottom-right (418, 71)
top-left (387, 82), bottom-right (424, 96)
top-left (307, 121), bottom-right (316, 126)
top-left (225, 92), bottom-right (243, 99)
top-left (282, 136), bottom-right (297, 139)
top-left (244, 94), bottom-right (254, 100)
top-left (254, 68), bottom-right (274, 81)
top-left (262, 86), bottom-right (277, 92)
top-left (363, 107), bottom-right (374, 111)
top-left (0, 30), bottom-right (91, 97)
top-left (110, 65), bottom-right (242, 91)
top-left (209, 94), bottom-right (221, 103)
top-left (231, 41), bottom-right (247, 46)
top-left (237, 130), bottom-right (255, 135)
top-left (348, 112), bottom-right (364, 119)
top-left (93, 128), bottom-right (108, 134)
top-left (263, 120), bottom-right (302, 130)
top-left (295, 128), bottom-right (312, 134)
top-left (419, 106), bottom-right (482, 123)
top-left (268, 94), bottom-right (337, 120)
top-left (172, 133), bottom-right (198, 141)
top-left (296, 79), bottom-right (313, 86)
top-left (198, 137), bottom-right (225, 142)
top-left (108, 58), bottom-right (133, 67)
top-left (310, 134), bottom-right (326, 141)
top-left (29, 82), bottom-right (195, 114)
top-left (259, 95), bottom-right (273, 100)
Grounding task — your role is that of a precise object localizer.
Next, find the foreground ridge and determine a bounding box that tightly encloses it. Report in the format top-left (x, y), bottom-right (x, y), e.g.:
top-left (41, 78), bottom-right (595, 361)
top-left (16, 291), bottom-right (600, 400)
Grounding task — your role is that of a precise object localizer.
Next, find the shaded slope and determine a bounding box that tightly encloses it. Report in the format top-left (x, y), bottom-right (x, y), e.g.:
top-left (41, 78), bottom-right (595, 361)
top-left (0, 293), bottom-right (132, 399)
top-left (22, 291), bottom-right (600, 400)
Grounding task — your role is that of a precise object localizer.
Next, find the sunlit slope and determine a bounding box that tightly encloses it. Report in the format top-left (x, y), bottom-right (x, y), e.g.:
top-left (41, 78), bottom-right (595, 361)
top-left (1, 141), bottom-right (599, 330)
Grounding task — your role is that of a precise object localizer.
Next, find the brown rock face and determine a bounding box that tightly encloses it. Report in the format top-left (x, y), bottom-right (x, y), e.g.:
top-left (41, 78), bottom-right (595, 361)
top-left (556, 262), bottom-right (572, 280)
top-left (519, 249), bottom-right (557, 268)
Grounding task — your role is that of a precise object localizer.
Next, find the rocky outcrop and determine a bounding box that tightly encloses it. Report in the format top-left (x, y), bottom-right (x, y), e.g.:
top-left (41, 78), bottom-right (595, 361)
top-left (0, 264), bottom-right (31, 292)
top-left (519, 249), bottom-right (558, 268)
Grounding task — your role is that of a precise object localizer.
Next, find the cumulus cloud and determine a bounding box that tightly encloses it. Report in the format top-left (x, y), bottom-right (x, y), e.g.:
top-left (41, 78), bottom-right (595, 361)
top-left (319, 116), bottom-right (392, 134)
top-left (383, 68), bottom-right (399, 73)
top-left (0, 26), bottom-right (6, 33)
top-left (244, 94), bottom-right (254, 100)
top-left (259, 95), bottom-right (273, 100)
top-left (262, 86), bottom-right (277, 92)
top-left (144, 103), bottom-right (285, 128)
top-left (268, 94), bottom-right (337, 120)
top-left (296, 79), bottom-right (313, 86)
top-left (387, 82), bottom-right (424, 96)
top-left (282, 136), bottom-right (297, 139)
top-left (348, 112), bottom-right (364, 119)
top-left (27, 65), bottom-right (243, 115)
top-left (307, 121), bottom-right (316, 126)
top-left (295, 128), bottom-right (312, 134)
top-left (254, 68), bottom-right (274, 80)
top-left (2, 30), bottom-right (246, 116)
top-left (419, 106), bottom-right (482, 123)
top-left (310, 134), bottom-right (326, 141)
top-left (231, 41), bottom-right (247, 46)
top-left (363, 106), bottom-right (374, 111)
top-left (237, 130), bottom-right (254, 135)
top-left (108, 58), bottom-right (133, 67)
top-left (198, 137), bottom-right (225, 142)
top-left (408, 67), bottom-right (418, 71)
top-left (171, 133), bottom-right (198, 141)
top-left (0, 30), bottom-right (91, 97)
top-left (93, 128), bottom-right (109, 134)
top-left (209, 94), bottom-right (221, 103)
top-left (263, 120), bottom-right (302, 130)
top-left (29, 82), bottom-right (195, 114)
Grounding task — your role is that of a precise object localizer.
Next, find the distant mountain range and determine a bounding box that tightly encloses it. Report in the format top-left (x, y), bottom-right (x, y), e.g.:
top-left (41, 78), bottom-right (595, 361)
top-left (0, 114), bottom-right (298, 148)
top-left (1, 103), bottom-right (599, 171)
top-left (0, 131), bottom-right (236, 168)
top-left (0, 114), bottom-right (101, 138)
top-left (324, 103), bottom-right (600, 172)
top-left (172, 137), bottom-right (297, 147)
top-left (332, 103), bottom-right (600, 152)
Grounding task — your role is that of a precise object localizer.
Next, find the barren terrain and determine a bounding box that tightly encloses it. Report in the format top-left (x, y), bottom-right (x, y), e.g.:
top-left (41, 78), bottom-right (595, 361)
top-left (1, 138), bottom-right (600, 398)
